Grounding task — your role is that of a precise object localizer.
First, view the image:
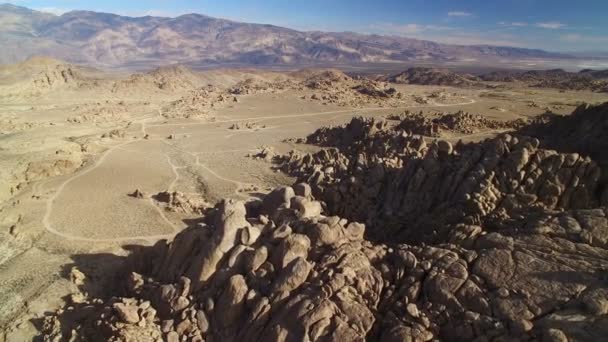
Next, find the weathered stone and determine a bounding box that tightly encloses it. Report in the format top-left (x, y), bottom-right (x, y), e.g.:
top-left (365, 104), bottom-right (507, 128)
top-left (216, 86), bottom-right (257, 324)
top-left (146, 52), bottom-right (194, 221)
top-left (215, 274), bottom-right (248, 329)
top-left (262, 186), bottom-right (295, 214)
top-left (166, 331), bottom-right (179, 342)
top-left (294, 183), bottom-right (312, 198)
top-left (243, 246), bottom-right (268, 273)
top-left (472, 249), bottom-right (514, 288)
top-left (40, 104), bottom-right (608, 342)
top-left (271, 257), bottom-right (311, 293)
top-left (543, 329), bottom-right (568, 342)
top-left (274, 233), bottom-right (311, 269)
top-left (113, 303), bottom-right (140, 324)
top-left (292, 197), bottom-right (323, 218)
top-left (581, 287), bottom-right (608, 315)
top-left (187, 200), bottom-right (251, 287)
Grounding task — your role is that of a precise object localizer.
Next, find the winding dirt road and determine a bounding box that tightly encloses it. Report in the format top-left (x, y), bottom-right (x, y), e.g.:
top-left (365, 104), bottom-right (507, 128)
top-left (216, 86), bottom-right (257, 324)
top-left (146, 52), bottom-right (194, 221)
top-left (40, 97), bottom-right (477, 243)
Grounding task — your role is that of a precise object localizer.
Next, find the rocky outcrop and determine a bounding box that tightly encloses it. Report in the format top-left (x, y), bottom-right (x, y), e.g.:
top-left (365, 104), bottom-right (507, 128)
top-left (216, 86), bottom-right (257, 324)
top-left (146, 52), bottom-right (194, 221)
top-left (40, 184), bottom-right (608, 341)
top-left (229, 122), bottom-right (266, 130)
top-left (386, 67), bottom-right (483, 87)
top-left (300, 70), bottom-right (409, 108)
top-left (152, 191), bottom-right (210, 214)
top-left (391, 110), bottom-right (526, 137)
top-left (516, 103), bottom-right (608, 170)
top-left (228, 78), bottom-right (301, 95)
top-left (480, 69), bottom-right (608, 92)
top-left (160, 85), bottom-right (228, 119)
top-left (40, 103), bottom-right (608, 341)
top-left (31, 63), bottom-right (82, 90)
top-left (112, 65), bottom-right (201, 93)
top-left (279, 105), bottom-right (608, 244)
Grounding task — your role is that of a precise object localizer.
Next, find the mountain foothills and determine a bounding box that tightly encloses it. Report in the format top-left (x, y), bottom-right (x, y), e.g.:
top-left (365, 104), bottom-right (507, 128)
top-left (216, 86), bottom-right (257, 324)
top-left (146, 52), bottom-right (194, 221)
top-left (0, 3), bottom-right (567, 68)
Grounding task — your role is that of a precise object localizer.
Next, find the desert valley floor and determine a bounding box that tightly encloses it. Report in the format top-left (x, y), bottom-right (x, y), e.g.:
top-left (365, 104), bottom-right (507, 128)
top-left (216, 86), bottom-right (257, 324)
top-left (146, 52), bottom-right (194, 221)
top-left (1, 59), bottom-right (608, 340)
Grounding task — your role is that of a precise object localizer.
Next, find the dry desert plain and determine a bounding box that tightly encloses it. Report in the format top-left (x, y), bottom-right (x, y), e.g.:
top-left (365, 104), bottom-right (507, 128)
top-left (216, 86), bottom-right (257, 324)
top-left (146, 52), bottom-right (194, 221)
top-left (1, 58), bottom-right (608, 340)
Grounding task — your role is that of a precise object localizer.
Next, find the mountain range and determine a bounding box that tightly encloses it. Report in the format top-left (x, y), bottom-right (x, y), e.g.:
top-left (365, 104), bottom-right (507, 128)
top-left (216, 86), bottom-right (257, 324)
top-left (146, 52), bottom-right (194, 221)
top-left (0, 3), bottom-right (570, 68)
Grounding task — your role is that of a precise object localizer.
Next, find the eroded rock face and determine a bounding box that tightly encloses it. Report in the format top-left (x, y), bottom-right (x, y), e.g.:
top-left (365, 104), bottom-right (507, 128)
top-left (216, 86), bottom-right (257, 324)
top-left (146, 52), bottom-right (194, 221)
top-left (517, 103), bottom-right (608, 174)
top-left (279, 111), bottom-right (605, 246)
top-left (41, 104), bottom-right (608, 341)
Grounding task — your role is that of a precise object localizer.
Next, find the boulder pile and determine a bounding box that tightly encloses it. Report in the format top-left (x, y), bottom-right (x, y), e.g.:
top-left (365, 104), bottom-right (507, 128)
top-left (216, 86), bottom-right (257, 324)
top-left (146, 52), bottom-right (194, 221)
top-left (67, 102), bottom-right (129, 125)
top-left (31, 63), bottom-right (82, 90)
top-left (480, 69), bottom-right (608, 92)
top-left (301, 70), bottom-right (408, 107)
top-left (153, 191), bottom-right (210, 215)
top-left (112, 65), bottom-right (201, 93)
top-left (248, 146), bottom-right (277, 162)
top-left (228, 78), bottom-right (302, 95)
top-left (229, 122), bottom-right (266, 130)
top-left (161, 86), bottom-right (228, 119)
top-left (389, 110), bottom-right (526, 137)
top-left (386, 67), bottom-right (483, 87)
top-left (279, 105), bottom-right (608, 243)
top-left (517, 103), bottom-right (608, 168)
top-left (41, 103), bottom-right (608, 341)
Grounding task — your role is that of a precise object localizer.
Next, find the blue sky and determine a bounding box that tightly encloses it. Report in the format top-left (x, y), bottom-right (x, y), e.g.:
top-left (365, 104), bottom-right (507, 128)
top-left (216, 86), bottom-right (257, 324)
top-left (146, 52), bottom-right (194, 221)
top-left (7, 0), bottom-right (608, 52)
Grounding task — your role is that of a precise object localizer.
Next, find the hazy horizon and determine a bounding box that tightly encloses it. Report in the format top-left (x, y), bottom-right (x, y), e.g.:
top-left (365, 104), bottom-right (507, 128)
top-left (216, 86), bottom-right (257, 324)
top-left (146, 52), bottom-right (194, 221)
top-left (3, 0), bottom-right (608, 53)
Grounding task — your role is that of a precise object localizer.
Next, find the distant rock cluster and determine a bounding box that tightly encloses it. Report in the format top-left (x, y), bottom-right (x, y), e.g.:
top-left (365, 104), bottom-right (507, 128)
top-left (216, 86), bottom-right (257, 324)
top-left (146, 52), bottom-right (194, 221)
top-left (386, 67), bottom-right (483, 87)
top-left (40, 103), bottom-right (608, 341)
top-left (161, 86), bottom-right (229, 119)
top-left (383, 67), bottom-right (608, 93)
top-left (388, 110), bottom-right (526, 136)
top-left (229, 122), bottom-right (266, 131)
top-left (302, 70), bottom-right (407, 107)
top-left (480, 69), bottom-right (608, 92)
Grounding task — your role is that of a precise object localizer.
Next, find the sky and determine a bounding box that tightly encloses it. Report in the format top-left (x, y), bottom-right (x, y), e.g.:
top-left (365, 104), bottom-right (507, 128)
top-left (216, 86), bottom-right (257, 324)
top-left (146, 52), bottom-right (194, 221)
top-left (6, 0), bottom-right (608, 52)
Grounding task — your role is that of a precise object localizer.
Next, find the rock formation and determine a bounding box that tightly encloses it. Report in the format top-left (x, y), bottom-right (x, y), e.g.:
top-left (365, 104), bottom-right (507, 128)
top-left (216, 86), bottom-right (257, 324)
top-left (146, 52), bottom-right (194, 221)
top-left (161, 86), bottom-right (228, 119)
top-left (480, 69), bottom-right (608, 93)
top-left (386, 67), bottom-right (483, 87)
top-left (40, 103), bottom-right (608, 341)
top-left (112, 65), bottom-right (201, 93)
top-left (153, 191), bottom-right (210, 215)
top-left (301, 71), bottom-right (408, 107)
top-left (388, 110), bottom-right (526, 137)
top-left (229, 122), bottom-right (266, 130)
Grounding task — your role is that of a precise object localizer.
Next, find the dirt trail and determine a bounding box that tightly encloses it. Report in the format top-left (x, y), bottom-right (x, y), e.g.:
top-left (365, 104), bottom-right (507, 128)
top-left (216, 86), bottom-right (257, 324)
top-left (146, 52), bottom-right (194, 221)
top-left (39, 98), bottom-right (477, 243)
top-left (41, 119), bottom-right (178, 243)
top-left (150, 98), bottom-right (477, 128)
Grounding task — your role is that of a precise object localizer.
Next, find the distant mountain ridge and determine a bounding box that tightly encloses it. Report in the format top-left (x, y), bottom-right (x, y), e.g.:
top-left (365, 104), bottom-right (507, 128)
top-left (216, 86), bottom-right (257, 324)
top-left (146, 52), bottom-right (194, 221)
top-left (0, 3), bottom-right (571, 68)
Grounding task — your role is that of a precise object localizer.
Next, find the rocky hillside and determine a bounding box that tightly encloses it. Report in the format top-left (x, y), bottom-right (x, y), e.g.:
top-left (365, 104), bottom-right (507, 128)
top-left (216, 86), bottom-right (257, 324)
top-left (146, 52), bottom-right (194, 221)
top-left (580, 69), bottom-right (608, 80)
top-left (0, 56), bottom-right (91, 97)
top-left (40, 103), bottom-right (608, 341)
top-left (0, 4), bottom-right (568, 67)
top-left (111, 65), bottom-right (204, 93)
top-left (386, 67), bottom-right (482, 87)
top-left (480, 68), bottom-right (608, 92)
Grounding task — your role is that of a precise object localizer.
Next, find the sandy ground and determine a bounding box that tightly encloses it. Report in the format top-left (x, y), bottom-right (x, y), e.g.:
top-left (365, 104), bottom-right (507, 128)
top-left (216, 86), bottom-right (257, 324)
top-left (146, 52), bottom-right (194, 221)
top-left (1, 64), bottom-right (608, 339)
